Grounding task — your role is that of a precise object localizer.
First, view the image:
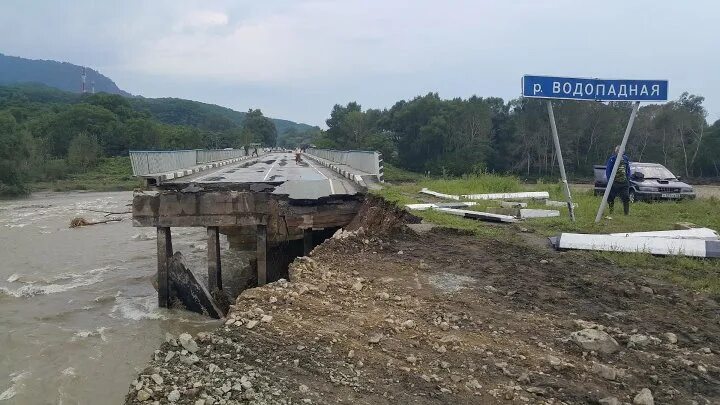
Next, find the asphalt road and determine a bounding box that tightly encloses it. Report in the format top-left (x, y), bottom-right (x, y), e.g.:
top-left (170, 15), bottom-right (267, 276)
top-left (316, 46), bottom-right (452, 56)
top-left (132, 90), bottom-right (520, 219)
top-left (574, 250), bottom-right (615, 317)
top-left (171, 152), bottom-right (361, 199)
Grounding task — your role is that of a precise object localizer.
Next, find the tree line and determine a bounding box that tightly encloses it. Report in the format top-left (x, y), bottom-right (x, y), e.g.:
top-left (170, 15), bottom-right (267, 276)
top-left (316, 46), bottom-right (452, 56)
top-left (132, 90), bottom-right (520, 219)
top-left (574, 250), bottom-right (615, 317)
top-left (0, 85), bottom-right (279, 196)
top-left (310, 93), bottom-right (719, 180)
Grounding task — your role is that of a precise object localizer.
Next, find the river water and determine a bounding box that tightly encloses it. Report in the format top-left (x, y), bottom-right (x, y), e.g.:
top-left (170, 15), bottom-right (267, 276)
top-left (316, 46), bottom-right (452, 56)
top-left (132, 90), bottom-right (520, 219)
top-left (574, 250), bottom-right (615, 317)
top-left (0, 191), bottom-right (220, 404)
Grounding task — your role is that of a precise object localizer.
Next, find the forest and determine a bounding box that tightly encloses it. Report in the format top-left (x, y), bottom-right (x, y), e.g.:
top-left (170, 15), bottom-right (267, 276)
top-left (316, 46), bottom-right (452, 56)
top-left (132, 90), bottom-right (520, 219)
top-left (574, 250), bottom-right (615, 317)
top-left (313, 93), bottom-right (719, 181)
top-left (0, 84), bottom-right (297, 196)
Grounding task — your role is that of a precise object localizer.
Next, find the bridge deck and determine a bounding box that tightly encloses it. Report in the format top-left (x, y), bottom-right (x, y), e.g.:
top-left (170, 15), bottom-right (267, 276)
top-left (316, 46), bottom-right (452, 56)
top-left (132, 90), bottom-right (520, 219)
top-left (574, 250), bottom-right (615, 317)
top-left (164, 152), bottom-right (361, 199)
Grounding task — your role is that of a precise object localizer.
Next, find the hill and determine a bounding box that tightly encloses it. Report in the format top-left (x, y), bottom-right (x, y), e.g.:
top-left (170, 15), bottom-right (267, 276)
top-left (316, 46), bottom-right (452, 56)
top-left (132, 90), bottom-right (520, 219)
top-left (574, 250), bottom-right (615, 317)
top-left (0, 53), bottom-right (129, 96)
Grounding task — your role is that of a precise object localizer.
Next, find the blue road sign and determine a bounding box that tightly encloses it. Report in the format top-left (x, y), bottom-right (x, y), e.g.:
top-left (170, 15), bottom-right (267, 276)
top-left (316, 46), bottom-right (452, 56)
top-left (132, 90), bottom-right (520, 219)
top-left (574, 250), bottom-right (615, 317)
top-left (522, 75), bottom-right (668, 102)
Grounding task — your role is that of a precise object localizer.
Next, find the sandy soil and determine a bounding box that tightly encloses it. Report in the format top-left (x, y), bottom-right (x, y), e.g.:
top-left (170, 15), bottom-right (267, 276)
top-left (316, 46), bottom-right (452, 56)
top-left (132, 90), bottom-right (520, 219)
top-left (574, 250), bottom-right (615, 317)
top-left (125, 201), bottom-right (720, 405)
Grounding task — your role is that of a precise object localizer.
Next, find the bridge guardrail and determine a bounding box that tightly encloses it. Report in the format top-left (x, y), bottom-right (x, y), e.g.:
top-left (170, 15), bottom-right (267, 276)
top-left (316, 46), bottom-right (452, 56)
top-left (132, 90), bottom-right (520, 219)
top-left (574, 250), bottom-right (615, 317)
top-left (129, 149), bottom-right (247, 176)
top-left (305, 148), bottom-right (383, 181)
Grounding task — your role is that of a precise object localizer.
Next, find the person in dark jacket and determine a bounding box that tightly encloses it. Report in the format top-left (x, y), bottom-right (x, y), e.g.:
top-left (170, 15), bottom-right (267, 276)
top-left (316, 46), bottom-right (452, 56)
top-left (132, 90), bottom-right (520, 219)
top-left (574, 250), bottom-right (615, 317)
top-left (605, 146), bottom-right (631, 215)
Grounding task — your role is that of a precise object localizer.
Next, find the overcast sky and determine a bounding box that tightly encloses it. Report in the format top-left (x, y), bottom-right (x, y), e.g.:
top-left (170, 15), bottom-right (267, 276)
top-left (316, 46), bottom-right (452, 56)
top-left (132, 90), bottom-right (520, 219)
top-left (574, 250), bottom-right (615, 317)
top-left (1, 0), bottom-right (717, 126)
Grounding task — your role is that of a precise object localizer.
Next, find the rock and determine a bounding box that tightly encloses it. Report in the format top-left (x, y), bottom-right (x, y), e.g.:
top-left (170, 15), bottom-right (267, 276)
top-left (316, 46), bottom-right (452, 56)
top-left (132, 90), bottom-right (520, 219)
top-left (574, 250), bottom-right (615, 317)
top-left (150, 373), bottom-right (163, 385)
top-left (663, 332), bottom-right (678, 344)
top-left (165, 332), bottom-right (178, 346)
top-left (591, 363), bottom-right (617, 380)
top-left (347, 350), bottom-right (354, 358)
top-left (539, 259), bottom-right (549, 264)
top-left (167, 389), bottom-right (181, 402)
top-left (368, 333), bottom-right (383, 344)
top-left (178, 333), bottom-right (199, 353)
top-left (180, 354), bottom-right (199, 365)
top-left (165, 351), bottom-right (176, 363)
top-left (599, 397), bottom-right (620, 405)
top-left (526, 386), bottom-right (547, 395)
top-left (401, 320), bottom-right (415, 328)
top-left (195, 400), bottom-right (206, 405)
top-left (465, 379), bottom-right (482, 390)
top-left (376, 292), bottom-right (390, 300)
top-left (633, 388), bottom-right (654, 405)
top-left (406, 355), bottom-right (417, 364)
top-left (700, 347), bottom-right (712, 354)
top-left (261, 315), bottom-right (273, 323)
top-left (571, 328), bottom-right (620, 354)
top-left (246, 320), bottom-right (259, 329)
top-left (137, 389), bottom-right (152, 401)
top-left (546, 355), bottom-right (562, 368)
top-left (299, 384), bottom-right (309, 393)
top-left (351, 281), bottom-right (364, 291)
top-left (640, 286), bottom-right (654, 295)
top-left (698, 365), bottom-right (707, 373)
top-left (628, 334), bottom-right (652, 348)
top-left (439, 321), bottom-right (450, 331)
top-left (483, 285), bottom-right (498, 293)
top-left (269, 296), bottom-right (278, 303)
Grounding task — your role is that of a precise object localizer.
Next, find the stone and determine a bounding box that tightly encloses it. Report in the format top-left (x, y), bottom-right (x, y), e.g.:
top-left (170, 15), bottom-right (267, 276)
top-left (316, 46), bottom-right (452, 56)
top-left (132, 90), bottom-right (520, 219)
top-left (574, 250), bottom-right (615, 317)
top-left (401, 320), bottom-right (415, 328)
top-left (179, 333), bottom-right (199, 353)
top-left (195, 400), bottom-right (206, 405)
top-left (376, 292), bottom-right (390, 300)
top-left (640, 286), bottom-right (654, 295)
top-left (165, 333), bottom-right (178, 346)
top-left (439, 322), bottom-right (450, 331)
top-left (700, 347), bottom-right (712, 354)
top-left (165, 351), bottom-right (176, 362)
top-left (570, 329), bottom-right (620, 354)
top-left (246, 320), bottom-right (259, 329)
top-left (261, 315), bottom-right (273, 323)
top-left (663, 332), bottom-right (678, 344)
top-left (368, 333), bottom-right (383, 344)
top-left (628, 334), bottom-right (651, 348)
top-left (167, 390), bottom-right (181, 402)
top-left (591, 363), bottom-right (617, 380)
top-left (526, 386), bottom-right (547, 395)
top-left (698, 365), bottom-right (707, 373)
top-left (180, 354), bottom-right (200, 365)
top-left (151, 373), bottom-right (164, 385)
top-left (269, 296), bottom-right (278, 303)
top-left (299, 384), bottom-right (309, 393)
top-left (633, 388), bottom-right (654, 405)
top-left (546, 355), bottom-right (562, 368)
top-left (351, 282), bottom-right (364, 291)
top-left (484, 285), bottom-right (498, 293)
top-left (599, 397), bottom-right (620, 405)
top-left (137, 389), bottom-right (152, 401)
top-left (539, 259), bottom-right (549, 264)
top-left (466, 379), bottom-right (482, 390)
top-left (406, 355), bottom-right (417, 364)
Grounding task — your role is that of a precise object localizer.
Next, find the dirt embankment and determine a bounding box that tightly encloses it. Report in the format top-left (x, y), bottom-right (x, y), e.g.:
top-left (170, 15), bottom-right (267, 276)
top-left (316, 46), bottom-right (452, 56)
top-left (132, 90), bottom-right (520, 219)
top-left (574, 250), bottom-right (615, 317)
top-left (126, 199), bottom-right (720, 405)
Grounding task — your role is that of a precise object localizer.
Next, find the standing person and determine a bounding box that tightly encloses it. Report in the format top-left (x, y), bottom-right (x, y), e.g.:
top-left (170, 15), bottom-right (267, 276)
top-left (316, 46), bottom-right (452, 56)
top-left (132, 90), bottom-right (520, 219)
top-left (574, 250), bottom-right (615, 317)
top-left (605, 146), bottom-right (631, 215)
top-left (252, 146), bottom-right (258, 157)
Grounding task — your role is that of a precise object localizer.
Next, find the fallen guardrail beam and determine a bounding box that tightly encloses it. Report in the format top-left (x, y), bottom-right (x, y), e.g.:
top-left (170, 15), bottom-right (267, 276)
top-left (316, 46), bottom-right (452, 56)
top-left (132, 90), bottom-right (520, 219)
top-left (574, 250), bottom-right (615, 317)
top-left (608, 228), bottom-right (719, 240)
top-left (435, 207), bottom-right (517, 223)
top-left (552, 232), bottom-right (720, 258)
top-left (419, 188), bottom-right (461, 200)
top-left (462, 191), bottom-right (550, 201)
top-left (405, 202), bottom-right (477, 211)
top-left (519, 209), bottom-right (560, 219)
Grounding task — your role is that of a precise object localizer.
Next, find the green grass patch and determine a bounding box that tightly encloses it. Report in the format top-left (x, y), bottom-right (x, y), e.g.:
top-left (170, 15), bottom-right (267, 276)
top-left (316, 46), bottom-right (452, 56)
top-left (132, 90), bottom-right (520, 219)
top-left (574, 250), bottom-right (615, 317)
top-left (374, 173), bottom-right (720, 297)
top-left (32, 156), bottom-right (142, 192)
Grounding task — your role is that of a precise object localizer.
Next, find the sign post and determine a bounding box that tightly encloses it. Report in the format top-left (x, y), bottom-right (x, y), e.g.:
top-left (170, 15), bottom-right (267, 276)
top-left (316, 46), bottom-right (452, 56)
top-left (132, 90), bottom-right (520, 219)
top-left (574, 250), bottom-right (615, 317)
top-left (545, 100), bottom-right (575, 221)
top-left (522, 75), bottom-right (668, 223)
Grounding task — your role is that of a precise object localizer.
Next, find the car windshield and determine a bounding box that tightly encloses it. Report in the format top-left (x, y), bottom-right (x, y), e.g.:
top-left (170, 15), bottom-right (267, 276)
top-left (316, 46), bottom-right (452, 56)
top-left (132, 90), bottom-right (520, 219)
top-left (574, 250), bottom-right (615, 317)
top-left (634, 165), bottom-right (676, 179)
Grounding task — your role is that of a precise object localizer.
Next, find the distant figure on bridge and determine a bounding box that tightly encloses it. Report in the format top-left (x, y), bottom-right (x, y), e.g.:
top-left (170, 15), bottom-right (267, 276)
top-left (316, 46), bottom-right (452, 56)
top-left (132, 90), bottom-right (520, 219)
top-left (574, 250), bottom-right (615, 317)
top-left (295, 148), bottom-right (302, 163)
top-left (252, 147), bottom-right (258, 157)
top-left (243, 145), bottom-right (249, 156)
top-left (605, 145), bottom-right (631, 216)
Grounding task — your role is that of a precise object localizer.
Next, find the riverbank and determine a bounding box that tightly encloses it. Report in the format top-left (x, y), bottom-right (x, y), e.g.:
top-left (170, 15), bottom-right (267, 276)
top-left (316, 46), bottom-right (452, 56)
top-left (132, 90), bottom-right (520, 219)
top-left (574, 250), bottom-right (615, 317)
top-left (125, 198), bottom-right (719, 404)
top-left (30, 157), bottom-right (143, 193)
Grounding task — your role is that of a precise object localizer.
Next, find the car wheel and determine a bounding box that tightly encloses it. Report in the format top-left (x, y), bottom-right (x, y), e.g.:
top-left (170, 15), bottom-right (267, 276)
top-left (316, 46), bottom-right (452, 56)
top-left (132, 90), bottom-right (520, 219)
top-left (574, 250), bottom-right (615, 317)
top-left (629, 190), bottom-right (636, 203)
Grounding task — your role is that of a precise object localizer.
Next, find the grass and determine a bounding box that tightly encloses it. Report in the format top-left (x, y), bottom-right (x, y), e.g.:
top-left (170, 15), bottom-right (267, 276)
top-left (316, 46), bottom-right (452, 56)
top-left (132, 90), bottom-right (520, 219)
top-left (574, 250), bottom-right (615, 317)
top-left (375, 173), bottom-right (720, 297)
top-left (32, 156), bottom-right (143, 193)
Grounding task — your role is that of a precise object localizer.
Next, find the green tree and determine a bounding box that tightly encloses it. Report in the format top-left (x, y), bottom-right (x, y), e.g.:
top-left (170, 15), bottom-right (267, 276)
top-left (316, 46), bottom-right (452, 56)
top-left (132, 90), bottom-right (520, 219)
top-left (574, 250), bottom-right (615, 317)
top-left (0, 112), bottom-right (32, 195)
top-left (67, 132), bottom-right (102, 171)
top-left (242, 109), bottom-right (277, 146)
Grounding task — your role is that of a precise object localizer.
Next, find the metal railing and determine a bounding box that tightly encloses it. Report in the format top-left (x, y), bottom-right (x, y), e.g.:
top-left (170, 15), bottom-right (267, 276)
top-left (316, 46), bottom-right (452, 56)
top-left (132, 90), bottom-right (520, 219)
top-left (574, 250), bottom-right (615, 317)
top-left (129, 149), bottom-right (247, 176)
top-left (305, 148), bottom-right (382, 177)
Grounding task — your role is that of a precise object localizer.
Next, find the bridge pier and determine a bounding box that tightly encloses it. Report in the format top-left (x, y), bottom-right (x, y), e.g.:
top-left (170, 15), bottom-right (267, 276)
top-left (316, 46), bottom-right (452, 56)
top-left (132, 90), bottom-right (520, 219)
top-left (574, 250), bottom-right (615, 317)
top-left (156, 227), bottom-right (173, 308)
top-left (207, 227), bottom-right (222, 292)
top-left (303, 228), bottom-right (313, 255)
top-left (257, 224), bottom-right (267, 286)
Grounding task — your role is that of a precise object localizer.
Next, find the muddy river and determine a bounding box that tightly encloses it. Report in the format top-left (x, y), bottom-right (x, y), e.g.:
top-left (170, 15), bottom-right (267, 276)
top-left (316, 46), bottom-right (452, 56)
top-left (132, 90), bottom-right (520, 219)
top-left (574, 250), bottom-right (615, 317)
top-left (0, 191), bottom-right (221, 404)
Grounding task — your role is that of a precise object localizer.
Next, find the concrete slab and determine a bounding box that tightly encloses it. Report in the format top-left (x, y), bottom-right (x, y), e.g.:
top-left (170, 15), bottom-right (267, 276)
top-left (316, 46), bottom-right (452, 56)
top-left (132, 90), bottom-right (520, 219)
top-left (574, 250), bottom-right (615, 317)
top-left (555, 233), bottom-right (718, 258)
top-left (462, 191), bottom-right (550, 201)
top-left (520, 209), bottom-right (560, 219)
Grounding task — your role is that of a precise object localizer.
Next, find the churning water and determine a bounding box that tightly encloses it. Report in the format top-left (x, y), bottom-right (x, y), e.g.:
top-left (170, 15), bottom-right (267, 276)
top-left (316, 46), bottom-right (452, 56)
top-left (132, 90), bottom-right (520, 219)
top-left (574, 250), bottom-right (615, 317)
top-left (0, 191), bottom-right (220, 404)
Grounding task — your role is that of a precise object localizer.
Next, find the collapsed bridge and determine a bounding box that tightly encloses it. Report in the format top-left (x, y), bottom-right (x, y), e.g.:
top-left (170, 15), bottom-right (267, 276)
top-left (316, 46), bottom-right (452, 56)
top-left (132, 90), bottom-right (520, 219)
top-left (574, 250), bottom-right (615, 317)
top-left (129, 148), bottom-right (383, 317)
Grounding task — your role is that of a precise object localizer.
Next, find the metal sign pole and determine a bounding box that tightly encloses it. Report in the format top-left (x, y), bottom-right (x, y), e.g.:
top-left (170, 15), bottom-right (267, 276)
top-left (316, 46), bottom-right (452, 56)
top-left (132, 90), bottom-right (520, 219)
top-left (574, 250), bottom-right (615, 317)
top-left (546, 100), bottom-right (576, 222)
top-left (594, 101), bottom-right (641, 223)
